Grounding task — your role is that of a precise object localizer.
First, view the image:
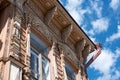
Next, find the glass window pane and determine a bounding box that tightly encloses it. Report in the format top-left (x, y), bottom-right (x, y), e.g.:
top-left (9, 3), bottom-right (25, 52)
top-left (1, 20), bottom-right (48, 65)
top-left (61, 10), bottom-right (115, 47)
top-left (30, 53), bottom-right (35, 70)
top-left (30, 48), bottom-right (40, 79)
top-left (30, 33), bottom-right (48, 56)
top-left (65, 63), bottom-right (76, 80)
top-left (42, 57), bottom-right (50, 80)
top-left (10, 64), bottom-right (20, 80)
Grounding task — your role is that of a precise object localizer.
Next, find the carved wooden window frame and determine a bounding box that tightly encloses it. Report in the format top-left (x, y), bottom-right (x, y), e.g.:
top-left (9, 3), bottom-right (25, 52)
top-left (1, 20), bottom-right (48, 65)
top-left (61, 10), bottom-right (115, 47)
top-left (30, 32), bottom-right (51, 80)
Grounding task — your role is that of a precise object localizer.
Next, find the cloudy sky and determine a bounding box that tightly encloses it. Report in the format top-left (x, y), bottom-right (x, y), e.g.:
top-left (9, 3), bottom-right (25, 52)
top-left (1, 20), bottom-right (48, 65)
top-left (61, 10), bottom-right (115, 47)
top-left (59, 0), bottom-right (120, 80)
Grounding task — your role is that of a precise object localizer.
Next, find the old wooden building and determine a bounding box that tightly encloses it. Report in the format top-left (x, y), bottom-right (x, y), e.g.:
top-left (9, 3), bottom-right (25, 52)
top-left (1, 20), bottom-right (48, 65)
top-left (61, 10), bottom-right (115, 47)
top-left (0, 0), bottom-right (97, 80)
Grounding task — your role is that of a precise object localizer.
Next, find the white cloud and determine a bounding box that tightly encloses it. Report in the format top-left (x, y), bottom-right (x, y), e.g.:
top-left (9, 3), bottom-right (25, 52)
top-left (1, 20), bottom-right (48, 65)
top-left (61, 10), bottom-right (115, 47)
top-left (90, 18), bottom-right (109, 35)
top-left (81, 25), bottom-right (96, 42)
top-left (89, 48), bottom-right (120, 80)
top-left (110, 0), bottom-right (120, 10)
top-left (65, 0), bottom-right (84, 10)
top-left (106, 25), bottom-right (120, 42)
top-left (61, 0), bottom-right (105, 36)
top-left (90, 49), bottom-right (115, 74)
top-left (65, 0), bottom-right (90, 25)
top-left (89, 0), bottom-right (103, 18)
top-left (97, 70), bottom-right (120, 80)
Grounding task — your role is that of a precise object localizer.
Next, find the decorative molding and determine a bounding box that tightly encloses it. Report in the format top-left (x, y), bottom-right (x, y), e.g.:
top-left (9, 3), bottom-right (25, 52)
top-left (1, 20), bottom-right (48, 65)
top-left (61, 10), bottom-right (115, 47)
top-left (0, 57), bottom-right (9, 63)
top-left (75, 39), bottom-right (86, 64)
top-left (76, 39), bottom-right (86, 57)
top-left (44, 7), bottom-right (57, 25)
top-left (58, 42), bottom-right (79, 67)
top-left (76, 39), bottom-right (86, 53)
top-left (62, 25), bottom-right (73, 43)
top-left (51, 42), bottom-right (58, 52)
top-left (82, 45), bottom-right (91, 62)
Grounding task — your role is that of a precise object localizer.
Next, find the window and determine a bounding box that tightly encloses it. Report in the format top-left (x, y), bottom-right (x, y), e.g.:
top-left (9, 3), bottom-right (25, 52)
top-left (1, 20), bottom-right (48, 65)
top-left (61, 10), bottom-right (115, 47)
top-left (9, 63), bottom-right (21, 80)
top-left (30, 33), bottom-right (50, 80)
top-left (42, 56), bottom-right (50, 80)
top-left (13, 21), bottom-right (21, 38)
top-left (30, 48), bottom-right (40, 79)
top-left (65, 62), bottom-right (76, 80)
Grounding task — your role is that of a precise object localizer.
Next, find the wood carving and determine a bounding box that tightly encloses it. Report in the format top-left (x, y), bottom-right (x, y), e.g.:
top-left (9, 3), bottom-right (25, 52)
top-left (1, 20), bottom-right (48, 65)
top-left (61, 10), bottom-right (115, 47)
top-left (62, 25), bottom-right (73, 43)
top-left (76, 39), bottom-right (86, 64)
top-left (76, 39), bottom-right (86, 55)
top-left (58, 42), bottom-right (79, 67)
top-left (82, 45), bottom-right (91, 62)
top-left (45, 7), bottom-right (57, 25)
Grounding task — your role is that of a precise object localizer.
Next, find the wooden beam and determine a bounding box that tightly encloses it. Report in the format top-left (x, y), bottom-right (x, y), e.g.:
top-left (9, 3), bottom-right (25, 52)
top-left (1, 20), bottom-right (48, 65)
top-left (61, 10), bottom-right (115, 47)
top-left (44, 6), bottom-right (57, 24)
top-left (62, 25), bottom-right (73, 43)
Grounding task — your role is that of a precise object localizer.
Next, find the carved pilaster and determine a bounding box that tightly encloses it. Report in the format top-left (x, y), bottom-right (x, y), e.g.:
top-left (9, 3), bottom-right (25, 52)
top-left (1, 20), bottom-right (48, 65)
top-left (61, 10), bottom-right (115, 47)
top-left (44, 7), bottom-right (57, 25)
top-left (82, 45), bottom-right (91, 62)
top-left (61, 53), bottom-right (66, 80)
top-left (62, 25), bottom-right (73, 43)
top-left (48, 42), bottom-right (59, 80)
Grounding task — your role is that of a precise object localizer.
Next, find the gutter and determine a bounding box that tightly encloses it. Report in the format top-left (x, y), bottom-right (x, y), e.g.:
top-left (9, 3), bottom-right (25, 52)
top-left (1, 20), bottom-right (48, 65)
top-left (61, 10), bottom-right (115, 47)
top-left (85, 43), bottom-right (102, 68)
top-left (56, 0), bottom-right (102, 68)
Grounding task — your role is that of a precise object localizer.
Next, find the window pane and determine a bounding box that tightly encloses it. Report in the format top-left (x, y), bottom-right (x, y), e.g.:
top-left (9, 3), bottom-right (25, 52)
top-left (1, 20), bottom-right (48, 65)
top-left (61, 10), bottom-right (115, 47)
top-left (30, 48), bottom-right (40, 79)
top-left (10, 64), bottom-right (20, 80)
top-left (30, 53), bottom-right (35, 70)
top-left (30, 33), bottom-right (48, 56)
top-left (65, 63), bottom-right (76, 80)
top-left (42, 57), bottom-right (50, 80)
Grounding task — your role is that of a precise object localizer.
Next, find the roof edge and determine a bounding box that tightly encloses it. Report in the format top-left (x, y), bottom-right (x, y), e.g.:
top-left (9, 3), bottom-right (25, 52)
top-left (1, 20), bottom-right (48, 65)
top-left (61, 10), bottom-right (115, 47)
top-left (56, 0), bottom-right (96, 49)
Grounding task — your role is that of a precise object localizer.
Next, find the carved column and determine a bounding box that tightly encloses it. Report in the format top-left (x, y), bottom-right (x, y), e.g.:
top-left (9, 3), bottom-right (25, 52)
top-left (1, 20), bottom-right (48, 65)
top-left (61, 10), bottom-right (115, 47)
top-left (61, 53), bottom-right (67, 80)
top-left (22, 25), bottom-right (31, 80)
top-left (22, 11), bottom-right (32, 79)
top-left (25, 25), bottom-right (30, 65)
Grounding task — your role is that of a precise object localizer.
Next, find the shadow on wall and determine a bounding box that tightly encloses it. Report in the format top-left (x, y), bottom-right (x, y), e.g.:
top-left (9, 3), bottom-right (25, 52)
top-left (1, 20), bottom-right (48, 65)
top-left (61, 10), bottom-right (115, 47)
top-left (0, 1), bottom-right (9, 51)
top-left (0, 0), bottom-right (10, 34)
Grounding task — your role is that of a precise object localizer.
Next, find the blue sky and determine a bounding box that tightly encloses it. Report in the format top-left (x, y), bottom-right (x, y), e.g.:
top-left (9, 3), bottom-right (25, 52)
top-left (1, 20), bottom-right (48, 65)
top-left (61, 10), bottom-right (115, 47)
top-left (59, 0), bottom-right (120, 80)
